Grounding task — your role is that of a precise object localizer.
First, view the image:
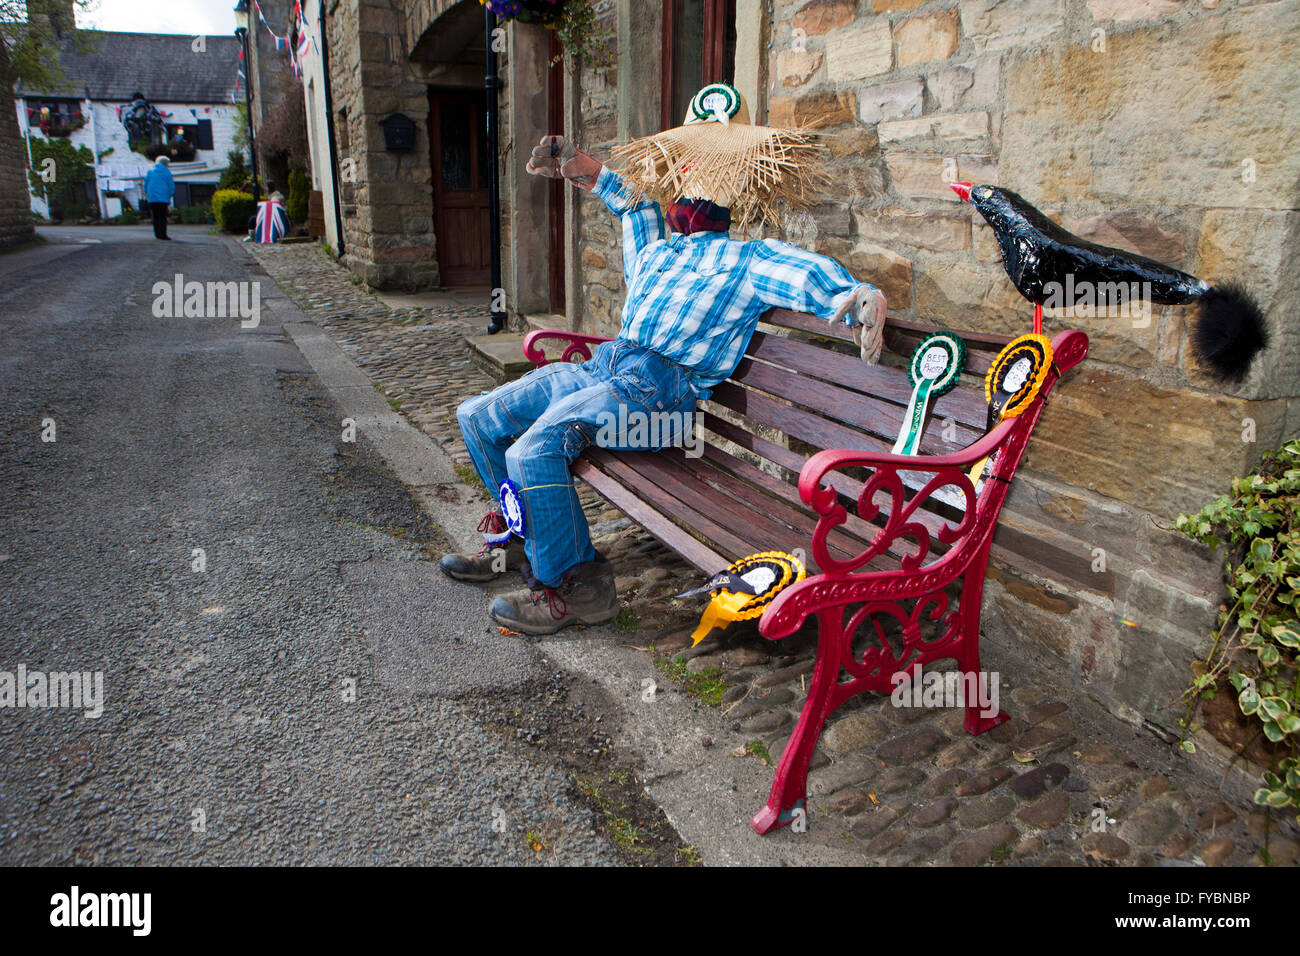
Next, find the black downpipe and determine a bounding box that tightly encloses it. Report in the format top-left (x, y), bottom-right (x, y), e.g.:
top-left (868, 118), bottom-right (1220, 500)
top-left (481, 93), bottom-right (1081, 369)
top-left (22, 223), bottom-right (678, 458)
top-left (317, 0), bottom-right (344, 256)
top-left (485, 8), bottom-right (505, 334)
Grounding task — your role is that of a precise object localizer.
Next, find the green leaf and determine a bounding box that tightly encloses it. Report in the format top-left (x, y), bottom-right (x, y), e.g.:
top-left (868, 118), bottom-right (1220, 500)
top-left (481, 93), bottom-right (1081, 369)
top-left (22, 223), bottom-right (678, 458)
top-left (1180, 739), bottom-right (1196, 754)
top-left (1265, 789), bottom-right (1293, 808)
top-left (1263, 720), bottom-right (1286, 742)
top-left (1276, 714), bottom-right (1300, 735)
top-left (1259, 644), bottom-right (1281, 667)
top-left (1254, 787), bottom-right (1273, 805)
top-left (1271, 624), bottom-right (1300, 648)
top-left (1260, 696), bottom-right (1292, 721)
top-left (1239, 690), bottom-right (1261, 716)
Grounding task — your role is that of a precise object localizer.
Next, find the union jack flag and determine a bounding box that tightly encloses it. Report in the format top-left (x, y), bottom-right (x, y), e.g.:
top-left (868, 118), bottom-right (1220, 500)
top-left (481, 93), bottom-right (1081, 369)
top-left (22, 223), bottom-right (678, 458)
top-left (254, 198), bottom-right (289, 244)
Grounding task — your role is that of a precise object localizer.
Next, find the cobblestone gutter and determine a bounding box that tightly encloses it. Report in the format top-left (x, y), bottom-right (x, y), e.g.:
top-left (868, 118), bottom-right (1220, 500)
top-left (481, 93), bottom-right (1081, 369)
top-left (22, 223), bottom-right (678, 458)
top-left (249, 242), bottom-right (1299, 867)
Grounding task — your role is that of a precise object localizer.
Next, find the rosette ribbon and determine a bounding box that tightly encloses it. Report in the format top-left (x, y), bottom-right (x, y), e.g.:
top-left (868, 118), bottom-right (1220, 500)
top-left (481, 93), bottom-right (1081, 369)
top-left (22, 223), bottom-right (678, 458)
top-left (483, 479), bottom-right (526, 547)
top-left (677, 551), bottom-right (805, 646)
top-left (891, 332), bottom-right (967, 456)
top-left (968, 333), bottom-right (1054, 489)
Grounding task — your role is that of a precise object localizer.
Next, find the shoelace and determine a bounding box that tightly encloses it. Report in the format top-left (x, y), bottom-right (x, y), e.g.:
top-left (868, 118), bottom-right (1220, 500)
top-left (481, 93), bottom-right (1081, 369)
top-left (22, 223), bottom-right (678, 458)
top-left (530, 584), bottom-right (569, 621)
top-left (477, 511), bottom-right (507, 534)
top-left (475, 511), bottom-right (507, 557)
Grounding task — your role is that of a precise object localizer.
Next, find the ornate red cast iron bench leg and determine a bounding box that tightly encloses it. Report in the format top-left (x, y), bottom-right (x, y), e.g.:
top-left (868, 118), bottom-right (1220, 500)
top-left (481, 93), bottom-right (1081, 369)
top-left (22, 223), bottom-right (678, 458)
top-left (750, 329), bottom-right (1089, 835)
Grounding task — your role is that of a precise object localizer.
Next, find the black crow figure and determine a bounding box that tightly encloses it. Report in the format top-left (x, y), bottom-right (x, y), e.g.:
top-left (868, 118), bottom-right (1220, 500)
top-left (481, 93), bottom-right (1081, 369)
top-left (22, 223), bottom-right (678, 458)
top-left (951, 182), bottom-right (1268, 381)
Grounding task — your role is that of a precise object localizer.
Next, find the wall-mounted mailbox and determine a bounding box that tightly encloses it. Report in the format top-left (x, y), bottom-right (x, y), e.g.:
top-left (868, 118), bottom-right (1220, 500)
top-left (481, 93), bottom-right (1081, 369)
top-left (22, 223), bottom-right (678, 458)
top-left (379, 113), bottom-right (416, 151)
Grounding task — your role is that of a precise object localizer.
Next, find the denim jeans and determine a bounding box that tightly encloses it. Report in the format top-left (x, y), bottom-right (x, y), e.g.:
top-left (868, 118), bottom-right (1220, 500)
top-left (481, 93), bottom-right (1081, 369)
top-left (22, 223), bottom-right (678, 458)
top-left (457, 339), bottom-right (698, 587)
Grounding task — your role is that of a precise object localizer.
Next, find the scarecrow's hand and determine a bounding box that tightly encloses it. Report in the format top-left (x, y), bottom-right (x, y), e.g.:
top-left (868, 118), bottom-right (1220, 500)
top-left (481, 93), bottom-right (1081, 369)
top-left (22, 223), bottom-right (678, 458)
top-left (526, 135), bottom-right (602, 191)
top-left (831, 284), bottom-right (886, 330)
top-left (831, 285), bottom-right (888, 366)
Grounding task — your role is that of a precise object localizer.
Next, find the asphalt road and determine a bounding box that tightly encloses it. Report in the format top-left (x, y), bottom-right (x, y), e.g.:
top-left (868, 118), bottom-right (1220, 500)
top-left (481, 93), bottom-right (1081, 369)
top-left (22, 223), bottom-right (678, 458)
top-left (0, 226), bottom-right (617, 865)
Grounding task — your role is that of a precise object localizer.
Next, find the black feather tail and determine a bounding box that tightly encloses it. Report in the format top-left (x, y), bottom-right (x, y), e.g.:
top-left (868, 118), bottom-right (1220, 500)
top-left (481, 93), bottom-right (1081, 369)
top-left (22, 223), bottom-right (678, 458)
top-left (1191, 283), bottom-right (1268, 381)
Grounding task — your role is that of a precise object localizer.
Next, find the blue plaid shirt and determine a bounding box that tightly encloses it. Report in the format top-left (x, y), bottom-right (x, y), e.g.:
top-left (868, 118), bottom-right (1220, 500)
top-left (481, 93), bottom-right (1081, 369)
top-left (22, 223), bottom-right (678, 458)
top-left (593, 168), bottom-right (865, 397)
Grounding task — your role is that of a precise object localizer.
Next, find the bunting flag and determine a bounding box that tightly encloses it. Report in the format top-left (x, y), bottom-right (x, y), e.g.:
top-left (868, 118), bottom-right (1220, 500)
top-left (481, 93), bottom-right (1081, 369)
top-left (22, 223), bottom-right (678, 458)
top-left (295, 26), bottom-right (310, 59)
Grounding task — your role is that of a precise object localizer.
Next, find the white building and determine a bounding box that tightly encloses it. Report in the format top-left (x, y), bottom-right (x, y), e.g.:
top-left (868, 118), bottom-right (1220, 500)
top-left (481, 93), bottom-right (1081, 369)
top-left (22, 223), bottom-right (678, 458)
top-left (295, 0), bottom-right (339, 254)
top-left (14, 30), bottom-right (244, 220)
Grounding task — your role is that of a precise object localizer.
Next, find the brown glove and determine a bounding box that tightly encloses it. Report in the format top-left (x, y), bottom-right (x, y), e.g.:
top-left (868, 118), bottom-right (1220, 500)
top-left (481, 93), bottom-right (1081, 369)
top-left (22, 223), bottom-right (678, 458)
top-left (525, 135), bottom-right (603, 191)
top-left (831, 284), bottom-right (888, 366)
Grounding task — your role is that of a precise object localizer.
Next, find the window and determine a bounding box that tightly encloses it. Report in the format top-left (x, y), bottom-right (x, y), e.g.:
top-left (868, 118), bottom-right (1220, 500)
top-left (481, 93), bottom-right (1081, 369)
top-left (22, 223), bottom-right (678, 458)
top-left (160, 119), bottom-right (212, 153)
top-left (661, 0), bottom-right (736, 129)
top-left (188, 183), bottom-right (216, 208)
top-left (26, 98), bottom-right (84, 138)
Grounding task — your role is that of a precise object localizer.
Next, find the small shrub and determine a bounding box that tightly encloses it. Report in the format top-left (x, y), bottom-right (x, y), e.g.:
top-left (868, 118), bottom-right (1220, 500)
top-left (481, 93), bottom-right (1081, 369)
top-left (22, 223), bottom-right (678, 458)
top-left (287, 168), bottom-right (309, 224)
top-left (217, 150), bottom-right (252, 192)
top-left (119, 206), bottom-right (139, 225)
top-left (178, 205), bottom-right (212, 224)
top-left (211, 188), bottom-right (256, 234)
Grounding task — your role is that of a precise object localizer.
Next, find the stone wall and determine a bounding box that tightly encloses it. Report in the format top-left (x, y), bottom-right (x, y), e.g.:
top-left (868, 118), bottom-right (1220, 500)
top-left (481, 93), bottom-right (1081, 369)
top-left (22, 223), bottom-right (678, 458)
top-left (561, 0), bottom-right (1300, 733)
top-left (0, 44), bottom-right (35, 248)
top-left (569, 0), bottom-right (628, 334)
top-left (327, 0), bottom-right (438, 290)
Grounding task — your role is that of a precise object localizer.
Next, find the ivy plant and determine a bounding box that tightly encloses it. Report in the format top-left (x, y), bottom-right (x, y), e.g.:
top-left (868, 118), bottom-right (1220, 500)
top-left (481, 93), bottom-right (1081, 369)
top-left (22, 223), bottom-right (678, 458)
top-left (1174, 438), bottom-right (1299, 841)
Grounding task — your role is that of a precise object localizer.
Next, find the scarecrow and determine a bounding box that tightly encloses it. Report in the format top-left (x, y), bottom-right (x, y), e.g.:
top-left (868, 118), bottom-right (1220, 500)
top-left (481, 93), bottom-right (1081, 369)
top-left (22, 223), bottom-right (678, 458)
top-left (443, 84), bottom-right (888, 636)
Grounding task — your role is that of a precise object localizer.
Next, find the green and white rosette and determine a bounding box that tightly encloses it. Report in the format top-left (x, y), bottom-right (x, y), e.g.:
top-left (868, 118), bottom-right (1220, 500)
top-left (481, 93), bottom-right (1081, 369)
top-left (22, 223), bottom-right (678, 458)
top-left (891, 332), bottom-right (967, 456)
top-left (687, 83), bottom-right (743, 125)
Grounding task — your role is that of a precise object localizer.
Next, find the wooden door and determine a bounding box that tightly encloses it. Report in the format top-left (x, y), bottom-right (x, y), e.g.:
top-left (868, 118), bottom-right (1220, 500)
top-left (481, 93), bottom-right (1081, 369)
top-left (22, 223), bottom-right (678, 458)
top-left (429, 89), bottom-right (490, 287)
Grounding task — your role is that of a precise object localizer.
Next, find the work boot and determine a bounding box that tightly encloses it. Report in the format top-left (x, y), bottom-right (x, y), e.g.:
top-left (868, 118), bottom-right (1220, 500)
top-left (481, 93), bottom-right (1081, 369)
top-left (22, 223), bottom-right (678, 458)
top-left (439, 512), bottom-right (526, 583)
top-left (488, 555), bottom-right (618, 636)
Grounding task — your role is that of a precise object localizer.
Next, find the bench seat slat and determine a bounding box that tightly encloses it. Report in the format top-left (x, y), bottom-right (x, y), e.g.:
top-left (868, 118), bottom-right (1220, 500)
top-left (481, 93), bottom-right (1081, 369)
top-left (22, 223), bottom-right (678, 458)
top-left (699, 410), bottom-right (959, 552)
top-left (685, 440), bottom-right (914, 571)
top-left (590, 448), bottom-right (865, 570)
top-left (583, 451), bottom-right (770, 562)
top-left (650, 446), bottom-right (905, 572)
top-left (573, 458), bottom-right (730, 574)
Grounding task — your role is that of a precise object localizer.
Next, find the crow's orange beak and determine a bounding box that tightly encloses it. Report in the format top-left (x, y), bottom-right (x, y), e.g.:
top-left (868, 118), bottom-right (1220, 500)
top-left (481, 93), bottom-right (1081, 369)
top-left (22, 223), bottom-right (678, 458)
top-left (950, 182), bottom-right (973, 202)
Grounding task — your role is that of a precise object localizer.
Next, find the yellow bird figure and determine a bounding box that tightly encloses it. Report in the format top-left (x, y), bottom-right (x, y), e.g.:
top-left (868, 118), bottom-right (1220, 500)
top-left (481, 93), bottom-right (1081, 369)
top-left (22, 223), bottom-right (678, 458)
top-left (677, 551), bottom-right (805, 646)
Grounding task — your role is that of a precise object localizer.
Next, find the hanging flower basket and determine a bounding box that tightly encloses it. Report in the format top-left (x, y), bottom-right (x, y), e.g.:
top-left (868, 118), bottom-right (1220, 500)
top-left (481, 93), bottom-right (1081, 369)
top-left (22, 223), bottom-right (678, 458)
top-left (39, 114), bottom-right (85, 138)
top-left (483, 0), bottom-right (564, 26)
top-left (480, 0), bottom-right (611, 67)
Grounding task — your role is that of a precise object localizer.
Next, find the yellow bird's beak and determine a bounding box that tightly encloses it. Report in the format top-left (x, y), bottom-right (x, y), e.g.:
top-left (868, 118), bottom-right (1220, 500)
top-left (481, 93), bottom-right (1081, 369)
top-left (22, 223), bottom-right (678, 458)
top-left (688, 591), bottom-right (752, 646)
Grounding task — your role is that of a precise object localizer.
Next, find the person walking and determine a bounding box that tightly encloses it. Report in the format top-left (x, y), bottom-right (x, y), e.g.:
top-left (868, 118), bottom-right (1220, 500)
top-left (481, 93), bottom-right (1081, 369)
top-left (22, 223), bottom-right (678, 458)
top-left (144, 156), bottom-right (175, 240)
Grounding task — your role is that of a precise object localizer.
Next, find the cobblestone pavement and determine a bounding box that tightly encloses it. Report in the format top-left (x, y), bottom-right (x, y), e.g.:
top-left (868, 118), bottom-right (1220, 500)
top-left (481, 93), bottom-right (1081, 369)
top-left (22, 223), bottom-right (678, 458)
top-left (249, 243), bottom-right (1300, 867)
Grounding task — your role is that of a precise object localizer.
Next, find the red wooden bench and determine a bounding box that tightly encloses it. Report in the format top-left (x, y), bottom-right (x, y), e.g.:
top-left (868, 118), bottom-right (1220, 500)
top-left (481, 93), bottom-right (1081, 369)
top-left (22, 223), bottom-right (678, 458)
top-left (523, 310), bottom-right (1088, 834)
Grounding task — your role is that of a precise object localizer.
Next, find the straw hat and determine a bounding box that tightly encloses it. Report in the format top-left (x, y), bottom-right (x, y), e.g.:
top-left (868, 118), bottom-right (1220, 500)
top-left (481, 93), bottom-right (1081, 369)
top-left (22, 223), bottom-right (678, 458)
top-left (611, 83), bottom-right (826, 232)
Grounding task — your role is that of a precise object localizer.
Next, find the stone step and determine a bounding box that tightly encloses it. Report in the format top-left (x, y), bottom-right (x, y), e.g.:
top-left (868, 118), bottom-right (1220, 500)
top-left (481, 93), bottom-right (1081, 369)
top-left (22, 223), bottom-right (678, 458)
top-left (466, 332), bottom-right (532, 382)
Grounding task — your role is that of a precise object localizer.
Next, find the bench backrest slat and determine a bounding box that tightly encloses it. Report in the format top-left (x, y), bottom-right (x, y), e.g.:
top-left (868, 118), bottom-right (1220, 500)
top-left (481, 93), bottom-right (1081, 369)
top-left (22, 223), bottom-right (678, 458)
top-left (730, 356), bottom-right (985, 453)
top-left (746, 330), bottom-right (991, 430)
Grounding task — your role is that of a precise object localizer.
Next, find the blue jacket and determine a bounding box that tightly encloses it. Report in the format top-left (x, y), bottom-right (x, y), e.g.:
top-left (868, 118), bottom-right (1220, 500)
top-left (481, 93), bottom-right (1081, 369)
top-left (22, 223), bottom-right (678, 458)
top-left (144, 164), bottom-right (175, 204)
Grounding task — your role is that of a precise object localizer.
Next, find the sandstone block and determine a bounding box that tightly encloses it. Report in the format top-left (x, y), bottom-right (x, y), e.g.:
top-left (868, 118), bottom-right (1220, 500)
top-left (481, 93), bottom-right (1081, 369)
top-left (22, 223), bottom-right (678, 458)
top-left (849, 241), bottom-right (913, 307)
top-left (857, 77), bottom-right (924, 125)
top-left (895, 8), bottom-right (962, 67)
top-left (778, 47), bottom-right (824, 89)
top-left (853, 205), bottom-right (970, 252)
top-left (879, 111), bottom-right (989, 144)
top-left (927, 58), bottom-right (1000, 111)
top-left (960, 0), bottom-right (1065, 52)
top-left (794, 0), bottom-right (857, 35)
top-left (884, 150), bottom-right (997, 200)
top-left (825, 20), bottom-right (893, 82)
